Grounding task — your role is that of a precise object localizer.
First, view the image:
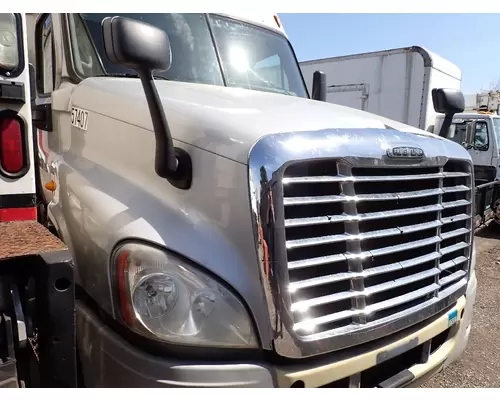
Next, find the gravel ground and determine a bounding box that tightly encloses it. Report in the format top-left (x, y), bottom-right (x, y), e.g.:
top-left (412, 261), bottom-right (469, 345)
top-left (423, 225), bottom-right (500, 388)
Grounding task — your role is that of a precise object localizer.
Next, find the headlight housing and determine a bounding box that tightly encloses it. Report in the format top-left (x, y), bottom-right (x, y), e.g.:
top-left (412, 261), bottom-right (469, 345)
top-left (112, 242), bottom-right (258, 348)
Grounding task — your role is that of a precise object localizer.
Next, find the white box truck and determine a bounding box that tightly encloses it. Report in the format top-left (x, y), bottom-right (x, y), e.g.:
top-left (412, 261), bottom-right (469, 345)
top-left (300, 46), bottom-right (462, 132)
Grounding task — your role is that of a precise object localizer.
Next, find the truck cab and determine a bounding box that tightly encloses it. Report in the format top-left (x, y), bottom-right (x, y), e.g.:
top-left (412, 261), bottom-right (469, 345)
top-left (2, 12), bottom-right (478, 388)
top-left (434, 110), bottom-right (500, 229)
top-left (434, 112), bottom-right (500, 184)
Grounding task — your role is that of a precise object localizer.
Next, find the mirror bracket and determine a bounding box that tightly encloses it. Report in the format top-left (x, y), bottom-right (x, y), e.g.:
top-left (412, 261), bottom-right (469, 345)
top-left (32, 103), bottom-right (52, 132)
top-left (439, 114), bottom-right (454, 138)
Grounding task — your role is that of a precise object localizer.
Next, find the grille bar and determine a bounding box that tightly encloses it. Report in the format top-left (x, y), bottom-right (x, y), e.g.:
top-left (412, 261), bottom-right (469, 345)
top-left (440, 242), bottom-right (469, 256)
top-left (291, 268), bottom-right (440, 312)
top-left (283, 171), bottom-right (469, 184)
top-left (441, 228), bottom-right (470, 241)
top-left (284, 185), bottom-right (469, 206)
top-left (294, 279), bottom-right (467, 338)
top-left (288, 235), bottom-right (440, 270)
top-left (439, 270), bottom-right (467, 286)
top-left (282, 159), bottom-right (472, 340)
top-left (439, 256), bottom-right (468, 272)
top-left (443, 199), bottom-right (471, 209)
top-left (287, 220), bottom-right (442, 249)
top-left (290, 251), bottom-right (441, 291)
top-left (285, 204), bottom-right (443, 228)
top-left (293, 283), bottom-right (441, 331)
top-left (442, 214), bottom-right (469, 224)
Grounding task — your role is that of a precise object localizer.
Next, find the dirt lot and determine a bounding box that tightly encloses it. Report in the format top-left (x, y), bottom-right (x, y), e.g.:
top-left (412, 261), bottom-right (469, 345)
top-left (423, 226), bottom-right (500, 388)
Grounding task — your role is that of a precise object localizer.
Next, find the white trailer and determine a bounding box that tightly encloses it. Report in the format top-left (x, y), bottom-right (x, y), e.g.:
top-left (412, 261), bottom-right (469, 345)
top-left (300, 46), bottom-right (462, 132)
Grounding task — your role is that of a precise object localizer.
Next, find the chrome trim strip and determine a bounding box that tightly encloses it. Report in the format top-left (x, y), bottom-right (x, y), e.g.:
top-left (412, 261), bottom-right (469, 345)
top-left (294, 279), bottom-right (466, 339)
top-left (291, 268), bottom-right (440, 312)
top-left (441, 214), bottom-right (469, 224)
top-left (288, 234), bottom-right (440, 270)
top-left (282, 171), bottom-right (468, 184)
top-left (289, 251), bottom-right (441, 292)
top-left (283, 187), bottom-right (465, 205)
top-left (286, 220), bottom-right (442, 249)
top-left (285, 204), bottom-right (443, 228)
top-left (439, 256), bottom-right (468, 272)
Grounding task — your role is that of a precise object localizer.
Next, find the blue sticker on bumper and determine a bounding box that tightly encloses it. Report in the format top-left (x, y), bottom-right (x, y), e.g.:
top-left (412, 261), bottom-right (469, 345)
top-left (448, 309), bottom-right (458, 327)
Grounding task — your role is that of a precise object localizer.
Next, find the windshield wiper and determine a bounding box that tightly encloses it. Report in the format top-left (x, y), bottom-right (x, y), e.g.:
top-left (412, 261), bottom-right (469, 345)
top-left (95, 73), bottom-right (170, 80)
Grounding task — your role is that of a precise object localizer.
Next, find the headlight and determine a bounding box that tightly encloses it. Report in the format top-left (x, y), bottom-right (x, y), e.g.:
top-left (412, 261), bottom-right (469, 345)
top-left (112, 242), bottom-right (258, 348)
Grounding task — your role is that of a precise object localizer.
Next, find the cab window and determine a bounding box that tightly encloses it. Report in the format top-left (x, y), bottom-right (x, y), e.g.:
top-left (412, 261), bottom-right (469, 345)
top-left (445, 121), bottom-right (467, 145)
top-left (445, 119), bottom-right (490, 151)
top-left (474, 121), bottom-right (489, 151)
top-left (36, 14), bottom-right (55, 94)
top-left (67, 14), bottom-right (104, 78)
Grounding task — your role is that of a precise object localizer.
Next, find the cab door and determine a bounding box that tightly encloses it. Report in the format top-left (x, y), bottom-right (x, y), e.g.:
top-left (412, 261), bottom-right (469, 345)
top-left (31, 13), bottom-right (59, 211)
top-left (469, 119), bottom-right (496, 183)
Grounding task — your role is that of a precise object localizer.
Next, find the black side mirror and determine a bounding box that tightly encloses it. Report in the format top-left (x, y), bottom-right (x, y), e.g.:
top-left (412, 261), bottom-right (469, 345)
top-left (311, 70), bottom-right (327, 102)
top-left (432, 88), bottom-right (465, 137)
top-left (102, 16), bottom-right (191, 189)
top-left (102, 17), bottom-right (171, 72)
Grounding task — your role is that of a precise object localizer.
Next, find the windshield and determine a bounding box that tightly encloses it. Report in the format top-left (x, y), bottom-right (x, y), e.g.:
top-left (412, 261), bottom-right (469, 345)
top-left (75, 13), bottom-right (308, 98)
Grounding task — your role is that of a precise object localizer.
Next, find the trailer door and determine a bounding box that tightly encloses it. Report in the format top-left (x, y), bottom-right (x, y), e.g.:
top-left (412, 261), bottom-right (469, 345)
top-left (0, 13), bottom-right (37, 222)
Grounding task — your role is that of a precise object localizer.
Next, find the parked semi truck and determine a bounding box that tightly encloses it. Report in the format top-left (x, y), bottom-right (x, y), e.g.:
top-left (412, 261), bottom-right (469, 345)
top-left (1, 13), bottom-right (477, 388)
top-left (432, 89), bottom-right (500, 230)
top-left (299, 47), bottom-right (462, 132)
top-left (434, 109), bottom-right (500, 230)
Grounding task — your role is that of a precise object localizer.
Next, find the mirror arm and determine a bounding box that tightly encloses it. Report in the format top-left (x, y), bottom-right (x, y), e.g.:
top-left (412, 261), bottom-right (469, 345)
top-left (438, 113), bottom-right (453, 137)
top-left (138, 69), bottom-right (178, 176)
top-left (137, 69), bottom-right (192, 189)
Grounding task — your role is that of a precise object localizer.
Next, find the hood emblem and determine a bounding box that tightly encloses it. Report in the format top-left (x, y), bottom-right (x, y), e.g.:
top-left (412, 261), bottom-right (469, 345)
top-left (386, 146), bottom-right (424, 159)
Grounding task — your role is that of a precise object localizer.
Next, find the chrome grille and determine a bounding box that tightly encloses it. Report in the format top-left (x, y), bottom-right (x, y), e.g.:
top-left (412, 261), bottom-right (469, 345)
top-left (282, 159), bottom-right (472, 338)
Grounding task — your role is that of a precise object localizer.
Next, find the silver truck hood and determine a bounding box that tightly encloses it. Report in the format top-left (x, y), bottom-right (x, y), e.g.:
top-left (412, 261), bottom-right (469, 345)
top-left (71, 77), bottom-right (447, 164)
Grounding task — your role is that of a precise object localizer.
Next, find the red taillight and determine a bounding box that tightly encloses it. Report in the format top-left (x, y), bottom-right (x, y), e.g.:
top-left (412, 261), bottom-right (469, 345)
top-left (0, 117), bottom-right (24, 174)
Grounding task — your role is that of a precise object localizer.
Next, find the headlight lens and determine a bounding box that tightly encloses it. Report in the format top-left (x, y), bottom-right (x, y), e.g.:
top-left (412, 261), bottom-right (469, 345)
top-left (112, 242), bottom-right (258, 348)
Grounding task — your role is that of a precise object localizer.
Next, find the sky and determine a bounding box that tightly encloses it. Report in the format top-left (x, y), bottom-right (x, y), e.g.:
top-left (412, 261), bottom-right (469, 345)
top-left (279, 13), bottom-right (498, 94)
